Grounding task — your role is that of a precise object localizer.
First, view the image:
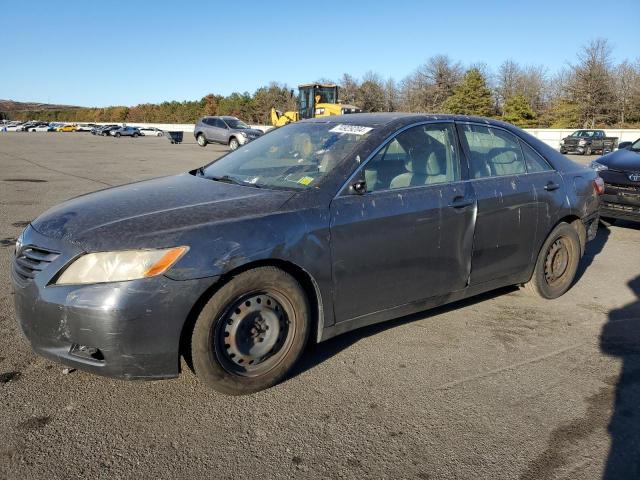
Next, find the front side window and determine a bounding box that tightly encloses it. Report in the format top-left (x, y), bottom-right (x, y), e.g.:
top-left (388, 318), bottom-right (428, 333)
top-left (199, 122), bottom-right (373, 190)
top-left (364, 123), bottom-right (460, 192)
top-left (461, 124), bottom-right (526, 178)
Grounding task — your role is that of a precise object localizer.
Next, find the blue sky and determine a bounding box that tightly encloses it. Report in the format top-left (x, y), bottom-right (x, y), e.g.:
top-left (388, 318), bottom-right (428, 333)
top-left (1, 0), bottom-right (638, 107)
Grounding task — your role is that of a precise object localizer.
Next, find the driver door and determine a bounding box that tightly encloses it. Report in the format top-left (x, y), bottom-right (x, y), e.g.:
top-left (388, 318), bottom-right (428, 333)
top-left (329, 122), bottom-right (476, 322)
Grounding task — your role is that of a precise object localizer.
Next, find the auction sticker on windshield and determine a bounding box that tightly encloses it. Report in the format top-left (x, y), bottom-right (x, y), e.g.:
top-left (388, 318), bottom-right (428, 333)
top-left (329, 124), bottom-right (373, 135)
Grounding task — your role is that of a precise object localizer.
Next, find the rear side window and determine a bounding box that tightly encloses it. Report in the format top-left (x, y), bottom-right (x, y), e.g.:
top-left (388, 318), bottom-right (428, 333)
top-left (461, 124), bottom-right (526, 178)
top-left (520, 141), bottom-right (554, 173)
top-left (215, 119), bottom-right (227, 128)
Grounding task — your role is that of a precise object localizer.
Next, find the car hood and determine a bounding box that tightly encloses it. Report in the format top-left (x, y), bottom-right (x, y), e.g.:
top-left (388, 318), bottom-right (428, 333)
top-left (242, 128), bottom-right (263, 136)
top-left (598, 148), bottom-right (640, 171)
top-left (30, 173), bottom-right (295, 251)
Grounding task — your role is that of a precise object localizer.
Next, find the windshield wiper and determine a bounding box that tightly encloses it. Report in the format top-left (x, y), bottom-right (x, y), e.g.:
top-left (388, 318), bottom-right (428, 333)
top-left (210, 175), bottom-right (261, 188)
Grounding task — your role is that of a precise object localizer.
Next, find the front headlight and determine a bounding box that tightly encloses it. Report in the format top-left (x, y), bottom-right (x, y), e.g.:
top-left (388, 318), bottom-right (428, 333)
top-left (55, 246), bottom-right (188, 285)
top-left (578, 139), bottom-right (587, 146)
top-left (590, 161), bottom-right (608, 172)
top-left (239, 132), bottom-right (248, 138)
top-left (15, 230), bottom-right (24, 256)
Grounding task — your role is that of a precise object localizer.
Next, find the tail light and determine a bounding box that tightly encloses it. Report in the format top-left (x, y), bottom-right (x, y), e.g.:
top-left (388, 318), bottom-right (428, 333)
top-left (593, 177), bottom-right (605, 195)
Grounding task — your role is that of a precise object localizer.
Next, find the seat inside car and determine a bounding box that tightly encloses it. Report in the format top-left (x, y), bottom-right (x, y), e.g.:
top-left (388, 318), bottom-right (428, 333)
top-left (487, 148), bottom-right (525, 176)
top-left (390, 150), bottom-right (447, 189)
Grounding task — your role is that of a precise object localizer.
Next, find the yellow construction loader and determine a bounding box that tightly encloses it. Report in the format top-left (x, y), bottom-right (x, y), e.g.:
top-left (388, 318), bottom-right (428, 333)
top-left (270, 83), bottom-right (361, 127)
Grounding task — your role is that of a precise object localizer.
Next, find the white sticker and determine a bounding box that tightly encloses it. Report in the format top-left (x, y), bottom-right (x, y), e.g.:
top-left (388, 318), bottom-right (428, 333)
top-left (329, 124), bottom-right (373, 135)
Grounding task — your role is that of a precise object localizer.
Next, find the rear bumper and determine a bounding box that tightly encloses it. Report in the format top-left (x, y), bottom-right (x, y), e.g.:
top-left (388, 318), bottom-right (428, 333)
top-left (11, 226), bottom-right (217, 380)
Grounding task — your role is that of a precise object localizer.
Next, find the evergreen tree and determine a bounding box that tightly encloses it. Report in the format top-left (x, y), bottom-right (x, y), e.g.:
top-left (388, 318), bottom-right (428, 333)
top-left (442, 68), bottom-right (493, 116)
top-left (503, 94), bottom-right (537, 127)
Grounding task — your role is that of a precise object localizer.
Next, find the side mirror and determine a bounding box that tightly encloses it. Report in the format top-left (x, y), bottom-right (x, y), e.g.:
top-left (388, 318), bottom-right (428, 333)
top-left (349, 180), bottom-right (367, 195)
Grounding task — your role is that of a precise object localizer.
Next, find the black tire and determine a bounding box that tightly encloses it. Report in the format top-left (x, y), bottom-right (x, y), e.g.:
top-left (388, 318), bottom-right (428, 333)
top-left (191, 267), bottom-right (310, 395)
top-left (115, 132), bottom-right (121, 138)
top-left (560, 149), bottom-right (566, 155)
top-left (133, 133), bottom-right (139, 138)
top-left (196, 134), bottom-right (207, 147)
top-left (229, 137), bottom-right (239, 150)
top-left (523, 222), bottom-right (581, 299)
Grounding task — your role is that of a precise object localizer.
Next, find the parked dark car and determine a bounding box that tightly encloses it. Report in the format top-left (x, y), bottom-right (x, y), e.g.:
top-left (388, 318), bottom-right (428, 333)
top-left (91, 125), bottom-right (117, 136)
top-left (560, 129), bottom-right (618, 155)
top-left (100, 125), bottom-right (120, 136)
top-left (194, 116), bottom-right (263, 150)
top-left (110, 126), bottom-right (141, 138)
top-left (11, 114), bottom-right (602, 395)
top-left (591, 137), bottom-right (640, 223)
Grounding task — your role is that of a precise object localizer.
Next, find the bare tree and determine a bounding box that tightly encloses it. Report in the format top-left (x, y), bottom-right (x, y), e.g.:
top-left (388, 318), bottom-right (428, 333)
top-left (400, 55), bottom-right (463, 113)
top-left (338, 73), bottom-right (359, 105)
top-left (568, 38), bottom-right (616, 127)
top-left (614, 60), bottom-right (639, 124)
top-left (356, 71), bottom-right (386, 112)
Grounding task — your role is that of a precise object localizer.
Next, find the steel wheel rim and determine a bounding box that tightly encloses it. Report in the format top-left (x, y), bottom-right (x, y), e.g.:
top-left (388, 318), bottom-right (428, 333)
top-left (214, 291), bottom-right (295, 377)
top-left (544, 237), bottom-right (571, 286)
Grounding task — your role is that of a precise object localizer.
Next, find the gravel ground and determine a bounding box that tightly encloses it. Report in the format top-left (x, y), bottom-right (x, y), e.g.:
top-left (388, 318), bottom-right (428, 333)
top-left (0, 132), bottom-right (639, 480)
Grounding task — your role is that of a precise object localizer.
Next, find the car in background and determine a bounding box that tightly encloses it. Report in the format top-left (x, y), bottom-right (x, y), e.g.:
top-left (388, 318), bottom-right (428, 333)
top-left (56, 124), bottom-right (77, 132)
top-left (110, 126), bottom-right (141, 138)
top-left (4, 123), bottom-right (25, 132)
top-left (139, 127), bottom-right (164, 137)
top-left (560, 129), bottom-right (618, 155)
top-left (76, 123), bottom-right (97, 132)
top-left (12, 113), bottom-right (602, 395)
top-left (194, 116), bottom-right (263, 150)
top-left (99, 125), bottom-right (120, 136)
top-left (29, 124), bottom-right (52, 132)
top-left (591, 137), bottom-right (640, 223)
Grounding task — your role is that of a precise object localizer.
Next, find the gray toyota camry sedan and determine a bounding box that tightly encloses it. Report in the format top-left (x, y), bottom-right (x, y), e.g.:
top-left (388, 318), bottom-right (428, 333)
top-left (11, 114), bottom-right (602, 395)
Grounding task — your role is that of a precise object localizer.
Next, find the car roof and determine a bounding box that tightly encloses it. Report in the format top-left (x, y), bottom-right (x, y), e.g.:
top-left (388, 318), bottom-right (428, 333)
top-left (301, 112), bottom-right (517, 129)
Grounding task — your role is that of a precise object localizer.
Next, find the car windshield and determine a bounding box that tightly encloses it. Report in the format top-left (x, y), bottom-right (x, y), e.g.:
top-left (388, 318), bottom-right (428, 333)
top-left (198, 122), bottom-right (373, 190)
top-left (571, 130), bottom-right (595, 137)
top-left (224, 118), bottom-right (250, 129)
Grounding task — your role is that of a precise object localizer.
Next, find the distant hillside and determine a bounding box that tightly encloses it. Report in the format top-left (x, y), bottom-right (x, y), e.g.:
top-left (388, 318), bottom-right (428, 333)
top-left (0, 99), bottom-right (81, 112)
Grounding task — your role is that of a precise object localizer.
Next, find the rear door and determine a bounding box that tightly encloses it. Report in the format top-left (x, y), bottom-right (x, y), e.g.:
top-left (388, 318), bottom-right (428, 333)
top-left (329, 122), bottom-right (476, 322)
top-left (458, 123), bottom-right (539, 285)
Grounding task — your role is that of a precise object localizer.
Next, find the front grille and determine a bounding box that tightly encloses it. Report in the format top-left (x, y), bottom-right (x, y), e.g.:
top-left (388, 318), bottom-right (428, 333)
top-left (602, 201), bottom-right (640, 214)
top-left (13, 246), bottom-right (60, 281)
top-left (605, 182), bottom-right (640, 193)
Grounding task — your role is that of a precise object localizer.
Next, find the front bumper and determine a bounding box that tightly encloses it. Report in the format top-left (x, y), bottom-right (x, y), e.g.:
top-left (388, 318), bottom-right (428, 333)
top-left (11, 225), bottom-right (216, 380)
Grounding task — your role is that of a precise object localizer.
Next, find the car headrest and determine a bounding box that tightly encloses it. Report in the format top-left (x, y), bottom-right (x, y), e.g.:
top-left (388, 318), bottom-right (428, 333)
top-left (406, 151), bottom-right (438, 175)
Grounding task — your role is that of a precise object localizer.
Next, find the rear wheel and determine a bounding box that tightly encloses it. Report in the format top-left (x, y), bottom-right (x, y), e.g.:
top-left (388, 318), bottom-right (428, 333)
top-left (229, 137), bottom-right (239, 150)
top-left (191, 267), bottom-right (310, 395)
top-left (523, 223), bottom-right (581, 299)
top-left (197, 134), bottom-right (207, 147)
top-left (133, 133), bottom-right (139, 138)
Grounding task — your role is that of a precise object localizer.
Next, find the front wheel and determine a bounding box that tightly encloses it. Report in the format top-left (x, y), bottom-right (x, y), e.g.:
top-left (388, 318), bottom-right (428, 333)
top-left (229, 137), bottom-right (239, 150)
top-left (115, 132), bottom-right (121, 138)
top-left (523, 222), bottom-right (581, 299)
top-left (191, 267), bottom-right (310, 395)
top-left (585, 146), bottom-right (592, 155)
top-left (133, 133), bottom-right (139, 138)
top-left (196, 134), bottom-right (207, 147)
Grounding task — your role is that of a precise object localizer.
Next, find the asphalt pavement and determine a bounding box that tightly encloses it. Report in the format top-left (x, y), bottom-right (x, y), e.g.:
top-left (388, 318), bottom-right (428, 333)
top-left (1, 132), bottom-right (639, 480)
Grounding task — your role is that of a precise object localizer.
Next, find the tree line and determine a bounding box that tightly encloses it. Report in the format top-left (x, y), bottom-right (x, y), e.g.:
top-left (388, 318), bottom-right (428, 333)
top-left (5, 38), bottom-right (639, 128)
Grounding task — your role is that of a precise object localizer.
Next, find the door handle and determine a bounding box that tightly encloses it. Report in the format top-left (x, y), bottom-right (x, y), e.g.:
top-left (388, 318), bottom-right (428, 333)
top-left (448, 197), bottom-right (474, 209)
top-left (544, 182), bottom-right (560, 191)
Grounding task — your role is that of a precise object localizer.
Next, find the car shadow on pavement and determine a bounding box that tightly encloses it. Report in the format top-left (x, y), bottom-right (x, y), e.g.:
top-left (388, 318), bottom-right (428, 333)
top-left (573, 223), bottom-right (611, 285)
top-left (600, 276), bottom-right (640, 479)
top-left (291, 285), bottom-right (518, 379)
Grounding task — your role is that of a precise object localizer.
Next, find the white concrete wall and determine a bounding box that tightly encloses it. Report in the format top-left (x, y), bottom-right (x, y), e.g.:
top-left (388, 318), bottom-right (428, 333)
top-left (80, 122), bottom-right (640, 149)
top-left (524, 128), bottom-right (640, 149)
